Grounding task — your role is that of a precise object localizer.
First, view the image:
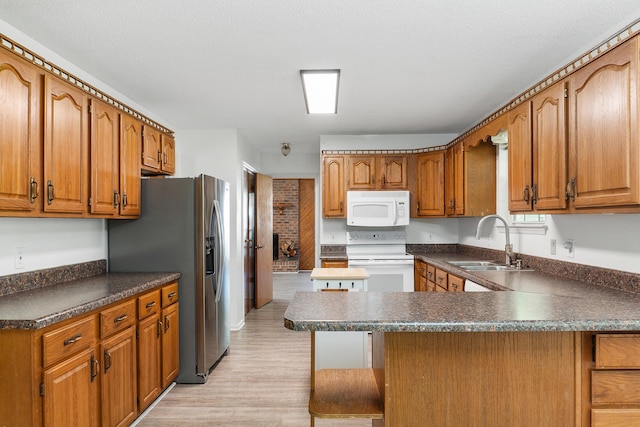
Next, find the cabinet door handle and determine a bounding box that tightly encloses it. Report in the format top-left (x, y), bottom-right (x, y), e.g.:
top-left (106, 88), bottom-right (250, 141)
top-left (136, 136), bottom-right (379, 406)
top-left (531, 184), bottom-right (538, 206)
top-left (30, 177), bottom-right (38, 203)
top-left (565, 177), bottom-right (576, 202)
top-left (382, 174), bottom-right (386, 186)
top-left (91, 355), bottom-right (99, 382)
top-left (157, 149), bottom-right (162, 163)
top-left (104, 349), bottom-right (111, 373)
top-left (164, 316), bottom-right (170, 333)
top-left (157, 319), bottom-right (163, 337)
top-left (114, 314), bottom-right (128, 323)
top-left (63, 334), bottom-right (83, 346)
top-left (47, 180), bottom-right (54, 205)
top-left (163, 152), bottom-right (168, 165)
top-left (339, 201), bottom-right (343, 212)
top-left (523, 185), bottom-right (530, 203)
top-left (122, 193), bottom-right (128, 207)
top-left (113, 191), bottom-right (120, 208)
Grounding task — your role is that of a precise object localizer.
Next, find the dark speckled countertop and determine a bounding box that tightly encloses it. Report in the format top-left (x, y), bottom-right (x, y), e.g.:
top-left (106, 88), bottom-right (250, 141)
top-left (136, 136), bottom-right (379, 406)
top-left (0, 272), bottom-right (180, 330)
top-left (284, 252), bottom-right (640, 333)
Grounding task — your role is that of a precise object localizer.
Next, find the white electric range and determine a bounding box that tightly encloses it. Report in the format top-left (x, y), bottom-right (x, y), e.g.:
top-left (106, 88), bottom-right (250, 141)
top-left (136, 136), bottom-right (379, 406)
top-left (346, 229), bottom-right (414, 292)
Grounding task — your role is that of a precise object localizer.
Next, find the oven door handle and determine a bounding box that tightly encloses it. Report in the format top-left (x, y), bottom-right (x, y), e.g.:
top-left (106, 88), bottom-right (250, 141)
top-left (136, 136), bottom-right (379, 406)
top-left (348, 261), bottom-right (414, 267)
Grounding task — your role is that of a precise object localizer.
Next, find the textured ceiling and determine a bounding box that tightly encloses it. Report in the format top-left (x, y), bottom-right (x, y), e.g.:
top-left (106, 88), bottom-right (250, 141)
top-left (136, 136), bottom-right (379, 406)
top-left (1, 1), bottom-right (640, 154)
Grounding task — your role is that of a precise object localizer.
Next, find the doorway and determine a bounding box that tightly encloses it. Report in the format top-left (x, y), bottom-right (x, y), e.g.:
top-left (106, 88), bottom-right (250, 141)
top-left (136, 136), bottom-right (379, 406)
top-left (272, 178), bottom-right (316, 272)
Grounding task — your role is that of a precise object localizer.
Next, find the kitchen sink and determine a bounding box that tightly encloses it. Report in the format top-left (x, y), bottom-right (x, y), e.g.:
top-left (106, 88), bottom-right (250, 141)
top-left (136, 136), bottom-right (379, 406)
top-left (447, 260), bottom-right (498, 266)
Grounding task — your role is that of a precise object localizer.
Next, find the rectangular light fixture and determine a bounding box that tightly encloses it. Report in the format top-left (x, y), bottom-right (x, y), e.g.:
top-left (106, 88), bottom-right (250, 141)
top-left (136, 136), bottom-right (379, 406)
top-left (300, 69), bottom-right (340, 114)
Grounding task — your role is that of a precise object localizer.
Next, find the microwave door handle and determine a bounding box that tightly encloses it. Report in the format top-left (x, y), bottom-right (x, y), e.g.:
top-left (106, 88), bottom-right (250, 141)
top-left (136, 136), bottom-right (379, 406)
top-left (391, 201), bottom-right (397, 225)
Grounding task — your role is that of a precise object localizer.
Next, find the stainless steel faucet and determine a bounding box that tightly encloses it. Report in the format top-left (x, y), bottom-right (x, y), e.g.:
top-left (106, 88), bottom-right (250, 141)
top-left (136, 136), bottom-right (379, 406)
top-left (475, 214), bottom-right (515, 266)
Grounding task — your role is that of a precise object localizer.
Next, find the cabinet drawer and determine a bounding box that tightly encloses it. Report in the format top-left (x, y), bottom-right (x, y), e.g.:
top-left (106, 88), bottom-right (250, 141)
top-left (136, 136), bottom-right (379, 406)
top-left (435, 269), bottom-right (448, 289)
top-left (415, 261), bottom-right (427, 278)
top-left (426, 264), bottom-right (435, 282)
top-left (101, 300), bottom-right (136, 338)
top-left (448, 274), bottom-right (464, 292)
top-left (162, 282), bottom-right (179, 307)
top-left (592, 408), bottom-right (640, 427)
top-left (592, 371), bottom-right (640, 404)
top-left (596, 334), bottom-right (640, 368)
top-left (138, 290), bottom-right (161, 320)
top-left (42, 315), bottom-right (96, 367)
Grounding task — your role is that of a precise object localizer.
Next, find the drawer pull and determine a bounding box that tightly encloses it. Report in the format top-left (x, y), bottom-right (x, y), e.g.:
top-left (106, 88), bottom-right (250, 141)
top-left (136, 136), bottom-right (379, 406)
top-left (63, 334), bottom-right (83, 346)
top-left (167, 291), bottom-right (177, 299)
top-left (114, 314), bottom-right (128, 323)
top-left (145, 301), bottom-right (156, 309)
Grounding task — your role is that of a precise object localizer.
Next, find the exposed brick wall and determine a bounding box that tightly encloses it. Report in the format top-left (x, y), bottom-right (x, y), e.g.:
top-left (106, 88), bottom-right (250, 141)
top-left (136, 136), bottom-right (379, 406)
top-left (273, 179), bottom-right (299, 272)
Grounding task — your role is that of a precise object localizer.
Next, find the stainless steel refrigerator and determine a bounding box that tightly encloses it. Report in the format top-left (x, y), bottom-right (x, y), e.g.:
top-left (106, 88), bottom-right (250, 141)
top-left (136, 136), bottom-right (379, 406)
top-left (108, 174), bottom-right (230, 384)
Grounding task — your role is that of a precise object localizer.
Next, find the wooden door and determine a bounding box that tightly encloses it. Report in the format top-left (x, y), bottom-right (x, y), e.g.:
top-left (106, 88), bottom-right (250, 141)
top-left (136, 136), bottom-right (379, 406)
top-left (532, 81), bottom-right (568, 211)
top-left (0, 49), bottom-right (40, 213)
top-left (43, 348), bottom-right (99, 427)
top-left (90, 99), bottom-right (120, 216)
top-left (101, 327), bottom-right (137, 427)
top-left (347, 155), bottom-right (376, 189)
top-left (379, 155), bottom-right (407, 189)
top-left (161, 303), bottom-right (180, 388)
top-left (119, 115), bottom-right (141, 216)
top-left (160, 134), bottom-right (176, 174)
top-left (137, 314), bottom-right (161, 411)
top-left (507, 101), bottom-right (533, 212)
top-left (415, 151), bottom-right (445, 216)
top-left (322, 155), bottom-right (345, 217)
top-left (298, 179), bottom-right (315, 271)
top-left (569, 36), bottom-right (640, 209)
top-left (255, 173), bottom-right (273, 308)
top-left (141, 125), bottom-right (161, 171)
top-left (43, 76), bottom-right (89, 214)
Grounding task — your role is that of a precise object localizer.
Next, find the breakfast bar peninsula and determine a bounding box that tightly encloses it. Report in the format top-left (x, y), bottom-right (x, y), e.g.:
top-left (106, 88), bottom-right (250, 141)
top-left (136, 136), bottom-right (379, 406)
top-left (284, 269), bottom-right (640, 427)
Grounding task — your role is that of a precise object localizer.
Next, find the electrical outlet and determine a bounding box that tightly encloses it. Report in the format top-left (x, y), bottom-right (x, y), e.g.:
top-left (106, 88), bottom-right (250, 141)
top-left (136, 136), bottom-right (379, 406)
top-left (563, 240), bottom-right (574, 258)
top-left (426, 232), bottom-right (434, 242)
top-left (550, 239), bottom-right (556, 255)
top-left (15, 247), bottom-right (25, 269)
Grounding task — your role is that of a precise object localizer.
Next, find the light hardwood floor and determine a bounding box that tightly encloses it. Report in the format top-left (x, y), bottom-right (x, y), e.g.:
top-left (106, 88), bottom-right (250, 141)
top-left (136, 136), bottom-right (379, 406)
top-left (135, 272), bottom-right (372, 426)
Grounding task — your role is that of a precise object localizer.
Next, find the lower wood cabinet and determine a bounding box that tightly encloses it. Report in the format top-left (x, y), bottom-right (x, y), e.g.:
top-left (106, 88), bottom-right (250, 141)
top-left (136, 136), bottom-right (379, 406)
top-left (320, 259), bottom-right (348, 268)
top-left (583, 333), bottom-right (640, 427)
top-left (0, 281), bottom-right (179, 426)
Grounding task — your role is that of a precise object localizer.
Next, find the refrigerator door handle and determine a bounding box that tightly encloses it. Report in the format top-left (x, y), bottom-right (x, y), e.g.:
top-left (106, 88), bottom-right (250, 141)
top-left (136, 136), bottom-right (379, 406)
top-left (213, 199), bottom-right (224, 304)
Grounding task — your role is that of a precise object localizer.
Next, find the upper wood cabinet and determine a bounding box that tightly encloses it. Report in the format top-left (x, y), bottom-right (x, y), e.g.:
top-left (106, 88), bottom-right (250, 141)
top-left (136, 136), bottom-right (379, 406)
top-left (445, 143), bottom-right (464, 216)
top-left (508, 82), bottom-right (568, 213)
top-left (90, 99), bottom-right (120, 216)
top-left (43, 75), bottom-right (89, 215)
top-left (119, 115), bottom-right (142, 216)
top-left (141, 125), bottom-right (161, 172)
top-left (412, 151), bottom-right (445, 216)
top-left (160, 134), bottom-right (176, 175)
top-left (346, 154), bottom-right (407, 190)
top-left (568, 35), bottom-right (640, 210)
top-left (0, 49), bottom-right (40, 214)
top-left (322, 155), bottom-right (346, 217)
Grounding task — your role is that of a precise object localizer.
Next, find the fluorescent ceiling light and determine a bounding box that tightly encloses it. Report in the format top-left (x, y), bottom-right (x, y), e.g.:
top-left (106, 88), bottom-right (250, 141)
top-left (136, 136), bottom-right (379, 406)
top-left (300, 69), bottom-right (340, 114)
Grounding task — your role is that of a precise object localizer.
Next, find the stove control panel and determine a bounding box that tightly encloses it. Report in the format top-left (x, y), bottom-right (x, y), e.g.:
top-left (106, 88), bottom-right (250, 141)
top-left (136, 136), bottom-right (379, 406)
top-left (346, 230), bottom-right (406, 244)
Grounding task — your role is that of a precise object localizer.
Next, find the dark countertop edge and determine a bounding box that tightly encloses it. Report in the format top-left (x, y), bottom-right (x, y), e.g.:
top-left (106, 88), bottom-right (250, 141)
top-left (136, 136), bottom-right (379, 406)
top-left (0, 272), bottom-right (180, 330)
top-left (284, 318), bottom-right (640, 333)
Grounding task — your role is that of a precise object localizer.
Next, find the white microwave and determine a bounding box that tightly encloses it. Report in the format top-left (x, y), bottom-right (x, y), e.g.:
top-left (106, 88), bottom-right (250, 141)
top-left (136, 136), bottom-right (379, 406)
top-left (346, 190), bottom-right (410, 227)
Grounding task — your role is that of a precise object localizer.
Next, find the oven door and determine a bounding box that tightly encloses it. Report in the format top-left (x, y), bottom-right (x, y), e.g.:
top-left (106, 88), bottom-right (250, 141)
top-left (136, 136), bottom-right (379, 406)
top-left (347, 259), bottom-right (414, 292)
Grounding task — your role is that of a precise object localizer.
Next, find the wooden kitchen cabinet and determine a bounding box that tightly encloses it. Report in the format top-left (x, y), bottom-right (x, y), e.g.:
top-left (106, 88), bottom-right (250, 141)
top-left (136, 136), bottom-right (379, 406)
top-left (458, 134), bottom-right (497, 217)
top-left (0, 48), bottom-right (41, 215)
top-left (414, 259), bottom-right (427, 291)
top-left (346, 154), bottom-right (407, 190)
top-left (90, 99), bottom-right (120, 216)
top-left (141, 125), bottom-right (162, 173)
top-left (137, 290), bottom-right (162, 411)
top-left (43, 346), bottom-right (100, 427)
top-left (508, 81), bottom-right (568, 212)
top-left (445, 143), bottom-right (464, 216)
top-left (582, 333), bottom-right (640, 427)
top-left (568, 35), bottom-right (640, 210)
top-left (119, 114), bottom-right (142, 216)
top-left (101, 326), bottom-right (137, 427)
top-left (322, 155), bottom-right (346, 217)
top-left (412, 151), bottom-right (445, 216)
top-left (43, 75), bottom-right (89, 214)
top-left (161, 300), bottom-right (180, 388)
top-left (447, 273), bottom-right (464, 292)
top-left (160, 133), bottom-right (176, 175)
top-left (434, 268), bottom-right (448, 292)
